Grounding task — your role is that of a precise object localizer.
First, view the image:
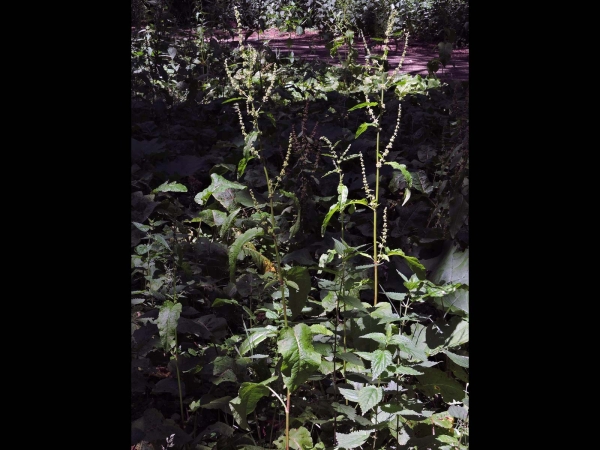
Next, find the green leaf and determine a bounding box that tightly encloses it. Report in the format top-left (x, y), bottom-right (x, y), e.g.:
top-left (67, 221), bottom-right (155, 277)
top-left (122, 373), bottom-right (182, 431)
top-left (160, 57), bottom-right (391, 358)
top-left (288, 426), bottom-right (313, 450)
top-left (194, 173), bottom-right (246, 208)
top-left (153, 234), bottom-right (171, 251)
top-left (357, 386), bottom-right (382, 415)
top-left (212, 298), bottom-right (240, 307)
top-left (394, 365), bottom-right (424, 375)
top-left (278, 324), bottom-right (321, 392)
top-left (222, 96), bottom-right (245, 104)
top-left (387, 248), bottom-right (426, 279)
top-left (286, 266), bottom-right (311, 320)
top-left (156, 301), bottom-right (182, 352)
top-left (219, 207), bottom-right (241, 239)
top-left (429, 242), bottom-right (469, 314)
top-left (416, 367), bottom-right (466, 403)
top-left (335, 429), bottom-right (375, 449)
top-left (229, 382), bottom-right (270, 430)
top-left (229, 227), bottom-right (264, 282)
top-left (355, 122), bottom-right (376, 139)
top-left (360, 332), bottom-right (388, 345)
top-left (280, 190), bottom-right (302, 239)
top-left (371, 349), bottom-right (393, 380)
top-left (198, 209), bottom-right (228, 227)
top-left (239, 326), bottom-right (278, 356)
top-left (338, 387), bottom-right (359, 403)
top-left (310, 324), bottom-right (334, 336)
top-left (348, 101), bottom-right (378, 111)
top-left (152, 181), bottom-right (188, 193)
top-left (321, 199), bottom-right (368, 236)
top-left (443, 350), bottom-right (469, 368)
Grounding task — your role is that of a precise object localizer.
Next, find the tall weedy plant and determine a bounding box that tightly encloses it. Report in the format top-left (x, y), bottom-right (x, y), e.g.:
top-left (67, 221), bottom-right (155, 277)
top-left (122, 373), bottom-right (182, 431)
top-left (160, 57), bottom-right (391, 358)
top-left (224, 6), bottom-right (322, 450)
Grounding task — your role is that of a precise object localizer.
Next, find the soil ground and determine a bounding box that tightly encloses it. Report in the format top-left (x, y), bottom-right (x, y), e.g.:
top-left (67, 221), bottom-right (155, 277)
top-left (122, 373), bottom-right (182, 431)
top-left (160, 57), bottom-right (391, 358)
top-left (223, 27), bottom-right (468, 82)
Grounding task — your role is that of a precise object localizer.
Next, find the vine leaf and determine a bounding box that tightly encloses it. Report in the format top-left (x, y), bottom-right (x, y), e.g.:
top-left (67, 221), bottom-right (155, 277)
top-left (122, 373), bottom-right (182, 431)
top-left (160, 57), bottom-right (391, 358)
top-left (277, 324), bottom-right (321, 392)
top-left (156, 300), bottom-right (182, 352)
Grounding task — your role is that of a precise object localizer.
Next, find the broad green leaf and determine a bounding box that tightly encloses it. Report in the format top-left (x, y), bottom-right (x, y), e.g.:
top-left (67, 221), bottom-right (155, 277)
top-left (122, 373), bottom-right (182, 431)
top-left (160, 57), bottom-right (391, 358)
top-left (348, 101), bottom-right (378, 111)
top-left (286, 266), bottom-right (311, 320)
top-left (383, 291), bottom-right (406, 301)
top-left (436, 435), bottom-right (459, 444)
top-left (198, 209), bottom-right (228, 227)
top-left (387, 248), bottom-right (426, 279)
top-left (394, 365), bottom-right (424, 375)
top-left (156, 301), bottom-right (181, 352)
top-left (229, 227), bottom-right (264, 281)
top-left (416, 367), bottom-right (466, 402)
top-left (338, 352), bottom-right (365, 367)
top-left (153, 234), bottom-right (171, 251)
top-left (239, 326), bottom-right (278, 356)
top-left (412, 170), bottom-right (433, 194)
top-left (385, 163), bottom-right (413, 189)
top-left (212, 298), bottom-right (240, 307)
top-left (371, 349), bottom-right (393, 380)
top-left (339, 295), bottom-right (367, 312)
top-left (443, 350), bottom-right (469, 368)
top-left (335, 430), bottom-right (375, 449)
top-left (132, 221), bottom-right (151, 232)
top-left (194, 173), bottom-right (246, 207)
top-left (445, 318), bottom-right (469, 348)
top-left (230, 382), bottom-right (270, 430)
top-left (338, 387), bottom-right (359, 403)
top-left (195, 395), bottom-right (233, 414)
top-left (360, 332), bottom-right (388, 345)
top-left (448, 405), bottom-right (468, 420)
top-left (288, 426), bottom-right (313, 450)
top-left (310, 324), bottom-right (334, 336)
top-left (152, 181), bottom-right (188, 193)
top-left (331, 403), bottom-right (373, 427)
top-left (355, 122), bottom-right (376, 139)
top-left (429, 242), bottom-right (469, 315)
top-left (357, 386), bottom-right (382, 415)
top-left (278, 324), bottom-right (321, 392)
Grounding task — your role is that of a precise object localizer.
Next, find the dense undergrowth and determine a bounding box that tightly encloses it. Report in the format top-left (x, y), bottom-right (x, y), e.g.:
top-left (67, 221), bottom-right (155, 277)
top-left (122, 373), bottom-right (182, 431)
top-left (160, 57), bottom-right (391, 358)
top-left (131, 2), bottom-right (469, 449)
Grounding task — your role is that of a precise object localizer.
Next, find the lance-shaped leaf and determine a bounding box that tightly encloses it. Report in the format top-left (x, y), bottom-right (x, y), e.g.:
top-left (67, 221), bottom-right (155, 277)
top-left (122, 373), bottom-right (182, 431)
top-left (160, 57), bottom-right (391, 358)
top-left (285, 266), bottom-right (311, 320)
top-left (219, 207), bottom-right (241, 239)
top-left (239, 326), bottom-right (278, 356)
top-left (228, 227), bottom-right (264, 281)
top-left (321, 199), bottom-right (368, 236)
top-left (152, 181), bottom-right (188, 193)
top-left (355, 122), bottom-right (377, 139)
top-left (335, 429), bottom-right (375, 449)
top-left (387, 248), bottom-right (426, 279)
top-left (385, 162), bottom-right (413, 189)
top-left (357, 386), bottom-right (383, 415)
top-left (443, 350), bottom-right (469, 368)
top-left (229, 382), bottom-right (270, 430)
top-left (156, 301), bottom-right (182, 352)
top-left (360, 332), bottom-right (388, 346)
top-left (277, 324), bottom-right (321, 392)
top-left (370, 349), bottom-right (393, 380)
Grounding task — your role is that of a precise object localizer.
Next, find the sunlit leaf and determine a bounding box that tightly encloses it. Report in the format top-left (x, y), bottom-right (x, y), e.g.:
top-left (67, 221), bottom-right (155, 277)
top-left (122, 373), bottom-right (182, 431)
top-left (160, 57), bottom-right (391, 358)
top-left (278, 324), bottom-right (321, 392)
top-left (358, 386), bottom-right (382, 415)
top-left (335, 430), bottom-right (375, 449)
top-left (156, 300), bottom-right (181, 352)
